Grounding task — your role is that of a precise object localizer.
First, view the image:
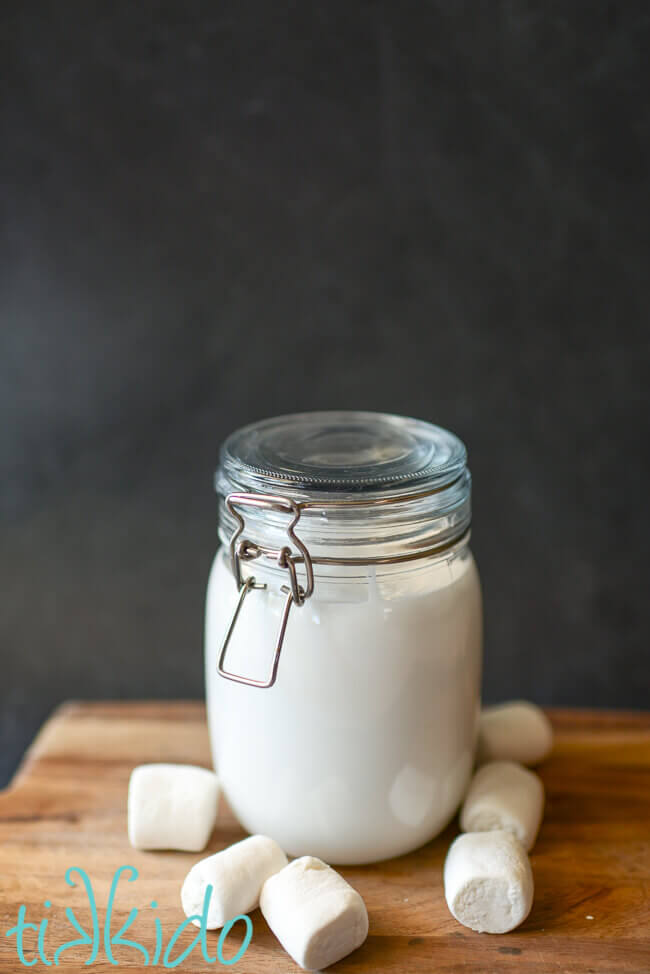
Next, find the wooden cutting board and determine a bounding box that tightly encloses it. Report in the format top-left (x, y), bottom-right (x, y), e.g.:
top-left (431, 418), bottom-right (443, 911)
top-left (0, 702), bottom-right (649, 972)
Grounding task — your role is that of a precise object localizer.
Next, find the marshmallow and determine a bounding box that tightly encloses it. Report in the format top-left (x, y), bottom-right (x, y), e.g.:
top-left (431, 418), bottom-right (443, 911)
top-left (460, 760), bottom-right (544, 850)
top-left (444, 830), bottom-right (534, 933)
top-left (181, 834), bottom-right (287, 929)
top-left (128, 763), bottom-right (219, 852)
top-left (477, 701), bottom-right (553, 766)
top-left (260, 856), bottom-right (368, 971)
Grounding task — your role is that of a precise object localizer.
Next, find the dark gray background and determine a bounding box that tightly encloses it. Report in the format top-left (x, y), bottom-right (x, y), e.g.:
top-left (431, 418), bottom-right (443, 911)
top-left (2, 2), bottom-right (649, 788)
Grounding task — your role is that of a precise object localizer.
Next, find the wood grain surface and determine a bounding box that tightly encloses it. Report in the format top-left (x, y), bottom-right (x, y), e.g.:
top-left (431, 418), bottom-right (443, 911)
top-left (0, 702), bottom-right (649, 972)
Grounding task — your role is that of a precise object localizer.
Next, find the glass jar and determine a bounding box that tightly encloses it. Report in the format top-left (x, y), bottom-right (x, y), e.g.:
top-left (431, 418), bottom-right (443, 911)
top-left (205, 411), bottom-right (482, 865)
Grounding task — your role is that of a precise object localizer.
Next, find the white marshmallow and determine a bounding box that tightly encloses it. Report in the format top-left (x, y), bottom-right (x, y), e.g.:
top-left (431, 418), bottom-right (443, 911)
top-left (181, 834), bottom-right (287, 929)
top-left (128, 763), bottom-right (219, 852)
top-left (260, 856), bottom-right (368, 971)
top-left (460, 760), bottom-right (544, 850)
top-left (477, 701), bottom-right (553, 766)
top-left (444, 830), bottom-right (534, 933)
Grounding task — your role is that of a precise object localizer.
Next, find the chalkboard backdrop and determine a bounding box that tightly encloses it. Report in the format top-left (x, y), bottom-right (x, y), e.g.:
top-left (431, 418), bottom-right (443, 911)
top-left (2, 2), bottom-right (649, 786)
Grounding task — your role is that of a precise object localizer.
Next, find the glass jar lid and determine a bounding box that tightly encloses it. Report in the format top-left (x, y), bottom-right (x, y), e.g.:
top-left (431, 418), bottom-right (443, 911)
top-left (215, 411), bottom-right (471, 568)
top-left (218, 410), bottom-right (466, 495)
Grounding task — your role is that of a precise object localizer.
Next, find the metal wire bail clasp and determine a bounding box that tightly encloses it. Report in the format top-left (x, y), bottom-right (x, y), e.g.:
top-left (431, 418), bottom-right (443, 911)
top-left (217, 493), bottom-right (314, 688)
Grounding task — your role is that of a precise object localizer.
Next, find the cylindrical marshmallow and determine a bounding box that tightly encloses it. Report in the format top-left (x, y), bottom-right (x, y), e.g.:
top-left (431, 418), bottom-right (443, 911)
top-left (477, 701), bottom-right (553, 766)
top-left (444, 830), bottom-right (534, 933)
top-left (181, 834), bottom-right (287, 929)
top-left (460, 760), bottom-right (544, 850)
top-left (260, 856), bottom-right (369, 971)
top-left (128, 763), bottom-right (220, 852)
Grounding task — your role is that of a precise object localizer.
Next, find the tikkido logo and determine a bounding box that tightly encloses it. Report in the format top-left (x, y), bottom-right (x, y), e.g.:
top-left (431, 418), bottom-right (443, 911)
top-left (5, 866), bottom-right (252, 967)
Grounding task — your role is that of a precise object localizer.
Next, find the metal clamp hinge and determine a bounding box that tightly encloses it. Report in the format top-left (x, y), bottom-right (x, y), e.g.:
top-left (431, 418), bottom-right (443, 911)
top-left (217, 493), bottom-right (314, 689)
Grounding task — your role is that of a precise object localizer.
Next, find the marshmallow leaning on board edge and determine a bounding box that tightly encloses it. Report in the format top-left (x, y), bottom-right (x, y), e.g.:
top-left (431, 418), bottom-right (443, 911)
top-left (444, 830), bottom-right (534, 934)
top-left (181, 834), bottom-right (287, 929)
top-left (128, 763), bottom-right (220, 852)
top-left (460, 760), bottom-right (545, 851)
top-left (260, 856), bottom-right (369, 971)
top-left (477, 701), bottom-right (554, 766)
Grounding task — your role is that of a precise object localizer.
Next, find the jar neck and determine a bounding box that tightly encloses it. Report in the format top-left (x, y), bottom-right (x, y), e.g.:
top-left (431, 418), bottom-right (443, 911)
top-left (217, 471), bottom-right (471, 591)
